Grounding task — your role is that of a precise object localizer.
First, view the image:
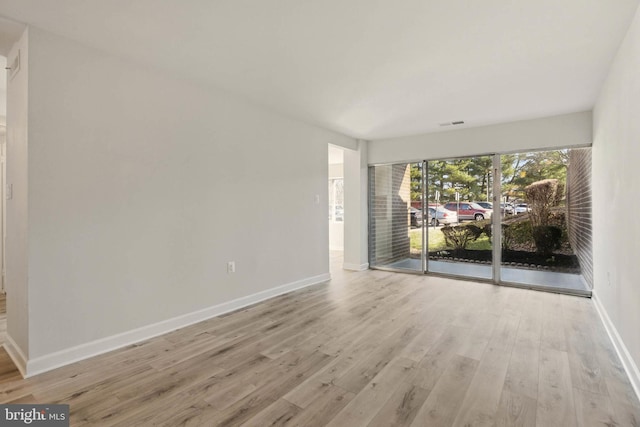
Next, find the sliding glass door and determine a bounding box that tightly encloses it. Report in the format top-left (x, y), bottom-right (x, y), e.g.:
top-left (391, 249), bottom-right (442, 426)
top-left (368, 148), bottom-right (592, 297)
top-left (368, 156), bottom-right (495, 279)
top-left (425, 156), bottom-right (495, 280)
top-left (499, 148), bottom-right (591, 294)
top-left (369, 162), bottom-right (424, 272)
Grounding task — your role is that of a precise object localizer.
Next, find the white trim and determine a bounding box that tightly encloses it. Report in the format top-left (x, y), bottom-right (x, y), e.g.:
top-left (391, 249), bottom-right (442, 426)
top-left (592, 291), bottom-right (640, 402)
top-left (3, 334), bottom-right (27, 377)
top-left (343, 262), bottom-right (369, 271)
top-left (22, 273), bottom-right (330, 378)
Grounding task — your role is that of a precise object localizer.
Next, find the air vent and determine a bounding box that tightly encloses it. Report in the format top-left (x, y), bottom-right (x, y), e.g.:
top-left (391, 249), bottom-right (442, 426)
top-left (439, 120), bottom-right (465, 127)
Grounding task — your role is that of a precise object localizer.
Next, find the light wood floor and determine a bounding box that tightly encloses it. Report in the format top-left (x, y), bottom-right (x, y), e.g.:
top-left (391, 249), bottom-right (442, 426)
top-left (0, 266), bottom-right (639, 426)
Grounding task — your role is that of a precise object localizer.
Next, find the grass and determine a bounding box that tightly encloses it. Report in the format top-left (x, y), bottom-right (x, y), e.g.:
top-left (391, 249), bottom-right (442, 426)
top-left (409, 226), bottom-right (492, 251)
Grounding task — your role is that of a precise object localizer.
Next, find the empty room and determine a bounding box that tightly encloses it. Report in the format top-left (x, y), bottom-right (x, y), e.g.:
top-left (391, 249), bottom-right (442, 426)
top-left (0, 1), bottom-right (639, 426)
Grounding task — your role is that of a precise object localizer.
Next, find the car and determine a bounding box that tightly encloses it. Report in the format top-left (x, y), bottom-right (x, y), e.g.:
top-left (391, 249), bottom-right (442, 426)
top-left (500, 203), bottom-right (514, 215)
top-left (428, 206), bottom-right (458, 225)
top-left (474, 201), bottom-right (493, 210)
top-left (514, 203), bottom-right (531, 214)
top-left (443, 202), bottom-right (492, 221)
top-left (409, 207), bottom-right (423, 227)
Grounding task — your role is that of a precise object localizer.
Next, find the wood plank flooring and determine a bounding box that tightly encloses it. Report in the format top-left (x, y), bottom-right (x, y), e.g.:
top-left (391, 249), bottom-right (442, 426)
top-left (0, 264), bottom-right (639, 426)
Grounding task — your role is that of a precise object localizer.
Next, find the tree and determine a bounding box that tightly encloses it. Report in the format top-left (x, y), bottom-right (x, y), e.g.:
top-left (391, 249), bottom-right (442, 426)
top-left (501, 150), bottom-right (568, 202)
top-left (410, 163), bottom-right (423, 201)
top-left (467, 157), bottom-right (493, 201)
top-left (425, 157), bottom-right (493, 203)
top-left (407, 150), bottom-right (568, 205)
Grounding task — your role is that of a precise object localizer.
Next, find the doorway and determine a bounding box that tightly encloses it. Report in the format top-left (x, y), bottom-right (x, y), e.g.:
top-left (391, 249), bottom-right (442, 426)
top-left (328, 145), bottom-right (344, 272)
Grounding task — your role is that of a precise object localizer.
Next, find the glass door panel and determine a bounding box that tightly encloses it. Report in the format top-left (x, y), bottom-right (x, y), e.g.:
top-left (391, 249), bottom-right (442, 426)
top-left (369, 163), bottom-right (423, 272)
top-left (499, 149), bottom-right (591, 295)
top-left (426, 156), bottom-right (494, 280)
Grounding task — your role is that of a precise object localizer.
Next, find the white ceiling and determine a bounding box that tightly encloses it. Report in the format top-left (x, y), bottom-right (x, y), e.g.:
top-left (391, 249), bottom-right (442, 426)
top-left (0, 0), bottom-right (638, 139)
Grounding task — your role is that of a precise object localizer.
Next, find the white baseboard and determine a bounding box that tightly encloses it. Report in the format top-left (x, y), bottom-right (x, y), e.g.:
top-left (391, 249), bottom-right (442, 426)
top-left (343, 262), bottom-right (369, 271)
top-left (3, 334), bottom-right (27, 377)
top-left (592, 292), bottom-right (640, 402)
top-left (22, 273), bottom-right (331, 378)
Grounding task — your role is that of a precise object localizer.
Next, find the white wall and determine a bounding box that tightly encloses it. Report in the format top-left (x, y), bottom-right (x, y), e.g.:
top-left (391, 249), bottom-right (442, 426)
top-left (10, 26), bottom-right (354, 370)
top-left (343, 141), bottom-right (368, 270)
top-left (592, 4), bottom-right (640, 396)
top-left (5, 28), bottom-right (29, 367)
top-left (329, 220), bottom-right (344, 251)
top-left (368, 111), bottom-right (592, 165)
top-left (1, 129), bottom-right (5, 294)
top-left (0, 56), bottom-right (6, 118)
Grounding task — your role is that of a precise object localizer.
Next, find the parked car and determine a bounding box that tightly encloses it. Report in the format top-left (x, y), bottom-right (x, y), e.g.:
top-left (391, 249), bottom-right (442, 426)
top-left (428, 206), bottom-right (458, 225)
top-left (443, 202), bottom-right (492, 221)
top-left (474, 201), bottom-right (493, 210)
top-left (409, 207), bottom-right (423, 227)
top-left (514, 203), bottom-right (531, 214)
top-left (500, 203), bottom-right (514, 215)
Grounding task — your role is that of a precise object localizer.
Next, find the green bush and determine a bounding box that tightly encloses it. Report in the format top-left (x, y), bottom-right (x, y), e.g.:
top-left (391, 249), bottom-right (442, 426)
top-left (482, 222), bottom-right (492, 242)
top-left (525, 179), bottom-right (564, 254)
top-left (525, 179), bottom-right (559, 226)
top-left (532, 225), bottom-right (563, 255)
top-left (442, 225), bottom-right (473, 250)
top-left (502, 224), bottom-right (515, 250)
top-left (442, 221), bottom-right (491, 250)
top-left (502, 220), bottom-right (533, 250)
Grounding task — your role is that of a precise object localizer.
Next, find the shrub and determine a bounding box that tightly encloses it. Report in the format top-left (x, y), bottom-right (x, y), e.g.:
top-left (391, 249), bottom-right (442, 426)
top-left (525, 179), bottom-right (560, 253)
top-left (502, 220), bottom-right (533, 251)
top-left (549, 209), bottom-right (569, 247)
top-left (465, 224), bottom-right (484, 241)
top-left (441, 225), bottom-right (474, 250)
top-left (483, 222), bottom-right (492, 242)
top-left (442, 221), bottom-right (491, 250)
top-left (502, 224), bottom-right (514, 250)
top-left (532, 225), bottom-right (563, 255)
top-left (525, 179), bottom-right (559, 227)
top-left (555, 181), bottom-right (565, 206)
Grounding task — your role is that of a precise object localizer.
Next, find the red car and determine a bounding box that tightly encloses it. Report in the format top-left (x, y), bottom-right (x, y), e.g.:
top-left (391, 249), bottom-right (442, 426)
top-left (443, 202), bottom-right (492, 221)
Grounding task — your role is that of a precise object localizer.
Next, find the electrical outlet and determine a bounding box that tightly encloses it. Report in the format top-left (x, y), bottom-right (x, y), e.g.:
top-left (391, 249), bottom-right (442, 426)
top-left (227, 261), bottom-right (236, 273)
